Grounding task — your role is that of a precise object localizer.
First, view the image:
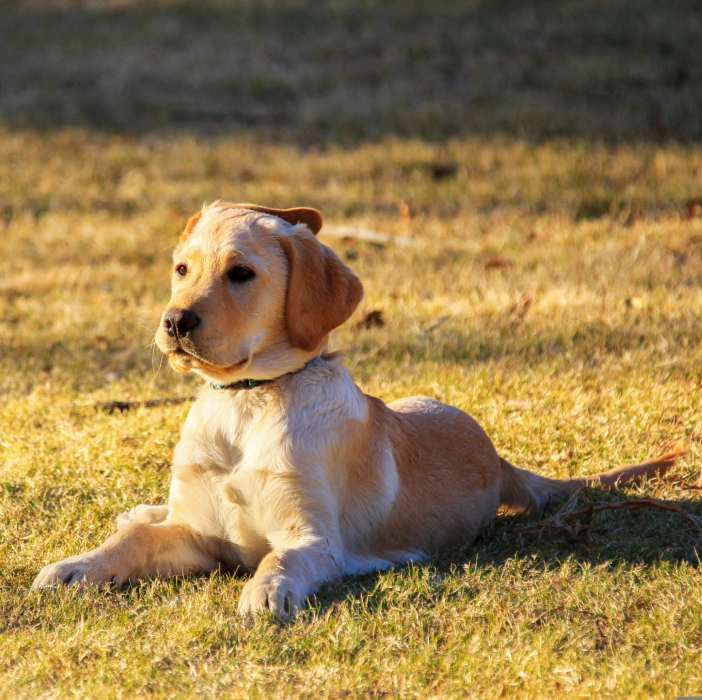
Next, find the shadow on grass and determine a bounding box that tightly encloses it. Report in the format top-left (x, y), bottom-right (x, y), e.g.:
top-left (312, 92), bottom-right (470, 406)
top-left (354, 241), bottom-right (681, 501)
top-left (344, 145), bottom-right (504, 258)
top-left (1, 0), bottom-right (701, 144)
top-left (310, 489), bottom-right (702, 616)
top-left (2, 308), bottom-right (699, 391)
top-left (352, 318), bottom-right (700, 378)
top-left (10, 484), bottom-right (699, 624)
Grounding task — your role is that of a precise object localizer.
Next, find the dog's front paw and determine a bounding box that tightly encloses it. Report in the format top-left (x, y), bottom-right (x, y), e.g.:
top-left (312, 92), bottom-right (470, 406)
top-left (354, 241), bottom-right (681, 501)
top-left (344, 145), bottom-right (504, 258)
top-left (238, 573), bottom-right (305, 618)
top-left (32, 552), bottom-right (123, 590)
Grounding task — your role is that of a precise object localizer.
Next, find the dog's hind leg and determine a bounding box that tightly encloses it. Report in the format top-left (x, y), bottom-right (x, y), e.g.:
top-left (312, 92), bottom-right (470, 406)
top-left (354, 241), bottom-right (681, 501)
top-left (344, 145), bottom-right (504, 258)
top-left (33, 522), bottom-right (224, 590)
top-left (116, 504), bottom-right (169, 530)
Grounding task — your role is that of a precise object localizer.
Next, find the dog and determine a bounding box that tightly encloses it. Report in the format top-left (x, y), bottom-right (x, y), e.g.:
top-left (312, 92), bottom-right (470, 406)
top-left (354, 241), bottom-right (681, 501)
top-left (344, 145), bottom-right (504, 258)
top-left (33, 202), bottom-right (682, 615)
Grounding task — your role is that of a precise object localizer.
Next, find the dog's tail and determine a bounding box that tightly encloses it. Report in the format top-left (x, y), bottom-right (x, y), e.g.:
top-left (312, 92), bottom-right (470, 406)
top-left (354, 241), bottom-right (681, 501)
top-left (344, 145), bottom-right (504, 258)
top-left (499, 447), bottom-right (685, 514)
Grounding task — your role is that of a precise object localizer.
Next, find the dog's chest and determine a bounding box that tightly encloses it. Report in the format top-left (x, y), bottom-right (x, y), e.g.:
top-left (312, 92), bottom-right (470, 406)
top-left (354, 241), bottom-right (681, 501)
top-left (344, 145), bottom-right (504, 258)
top-left (170, 390), bottom-right (296, 565)
top-left (170, 367), bottom-right (373, 569)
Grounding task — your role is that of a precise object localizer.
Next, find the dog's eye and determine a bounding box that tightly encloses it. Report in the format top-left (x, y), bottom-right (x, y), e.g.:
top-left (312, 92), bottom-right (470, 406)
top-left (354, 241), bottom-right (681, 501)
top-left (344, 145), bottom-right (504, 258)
top-left (228, 266), bottom-right (255, 283)
top-left (175, 264), bottom-right (187, 276)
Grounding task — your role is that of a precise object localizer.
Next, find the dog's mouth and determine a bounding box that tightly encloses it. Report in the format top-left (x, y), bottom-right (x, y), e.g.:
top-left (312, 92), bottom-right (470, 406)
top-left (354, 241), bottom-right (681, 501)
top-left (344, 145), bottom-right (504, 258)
top-left (157, 324), bottom-right (258, 378)
top-left (166, 346), bottom-right (251, 375)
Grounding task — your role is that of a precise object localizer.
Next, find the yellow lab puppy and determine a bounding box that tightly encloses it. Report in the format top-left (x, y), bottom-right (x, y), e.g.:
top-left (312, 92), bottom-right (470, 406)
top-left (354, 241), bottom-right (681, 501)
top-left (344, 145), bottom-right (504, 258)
top-left (33, 203), bottom-right (681, 615)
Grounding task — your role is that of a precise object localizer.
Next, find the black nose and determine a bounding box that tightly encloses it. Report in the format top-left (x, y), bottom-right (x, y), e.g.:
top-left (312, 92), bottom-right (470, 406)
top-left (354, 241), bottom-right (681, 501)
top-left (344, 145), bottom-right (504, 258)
top-left (163, 308), bottom-right (200, 337)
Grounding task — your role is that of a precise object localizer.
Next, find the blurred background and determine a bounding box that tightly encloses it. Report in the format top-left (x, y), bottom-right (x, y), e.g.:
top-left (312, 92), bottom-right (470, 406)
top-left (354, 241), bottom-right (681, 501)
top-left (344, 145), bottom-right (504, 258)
top-left (1, 0), bottom-right (701, 398)
top-left (3, 0), bottom-right (700, 142)
top-left (2, 0), bottom-right (702, 396)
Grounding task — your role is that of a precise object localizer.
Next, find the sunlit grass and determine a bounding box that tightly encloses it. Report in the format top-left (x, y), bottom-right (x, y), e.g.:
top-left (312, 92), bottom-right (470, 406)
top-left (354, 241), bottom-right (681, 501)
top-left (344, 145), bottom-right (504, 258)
top-left (1, 126), bottom-right (701, 698)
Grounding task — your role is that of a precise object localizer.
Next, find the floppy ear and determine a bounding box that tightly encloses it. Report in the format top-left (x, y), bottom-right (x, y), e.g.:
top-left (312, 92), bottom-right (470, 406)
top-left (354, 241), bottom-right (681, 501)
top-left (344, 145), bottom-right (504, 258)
top-left (232, 204), bottom-right (323, 235)
top-left (279, 227), bottom-right (364, 352)
top-left (179, 204), bottom-right (322, 243)
top-left (180, 211), bottom-right (202, 242)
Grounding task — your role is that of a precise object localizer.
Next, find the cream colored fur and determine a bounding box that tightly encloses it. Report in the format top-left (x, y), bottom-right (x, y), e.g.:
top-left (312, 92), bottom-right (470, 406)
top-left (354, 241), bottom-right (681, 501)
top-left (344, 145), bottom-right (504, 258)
top-left (33, 203), bottom-right (682, 616)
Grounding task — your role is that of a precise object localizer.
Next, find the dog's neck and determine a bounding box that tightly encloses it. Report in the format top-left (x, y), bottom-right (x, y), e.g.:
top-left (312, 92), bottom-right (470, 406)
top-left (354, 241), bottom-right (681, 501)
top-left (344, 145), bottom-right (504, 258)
top-left (209, 358), bottom-right (317, 392)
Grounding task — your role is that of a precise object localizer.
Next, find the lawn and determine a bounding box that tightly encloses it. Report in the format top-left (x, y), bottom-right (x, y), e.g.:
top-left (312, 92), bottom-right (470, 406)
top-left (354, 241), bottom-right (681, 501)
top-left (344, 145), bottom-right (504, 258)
top-left (1, 1), bottom-right (702, 698)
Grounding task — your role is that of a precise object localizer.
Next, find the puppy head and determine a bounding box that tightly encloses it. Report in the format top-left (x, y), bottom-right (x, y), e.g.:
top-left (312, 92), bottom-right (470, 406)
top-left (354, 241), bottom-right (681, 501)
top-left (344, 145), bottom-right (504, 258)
top-left (155, 202), bottom-right (363, 383)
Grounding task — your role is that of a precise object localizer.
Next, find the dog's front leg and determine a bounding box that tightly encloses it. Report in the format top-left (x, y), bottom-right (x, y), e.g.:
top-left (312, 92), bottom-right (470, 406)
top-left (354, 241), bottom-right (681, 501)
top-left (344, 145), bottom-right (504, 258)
top-left (238, 533), bottom-right (344, 617)
top-left (33, 522), bottom-right (221, 590)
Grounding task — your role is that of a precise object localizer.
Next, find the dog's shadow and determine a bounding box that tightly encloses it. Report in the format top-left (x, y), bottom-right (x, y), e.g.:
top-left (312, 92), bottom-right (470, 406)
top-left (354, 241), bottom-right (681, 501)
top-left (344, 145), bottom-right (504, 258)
top-left (110, 489), bottom-right (701, 618)
top-left (306, 491), bottom-right (702, 616)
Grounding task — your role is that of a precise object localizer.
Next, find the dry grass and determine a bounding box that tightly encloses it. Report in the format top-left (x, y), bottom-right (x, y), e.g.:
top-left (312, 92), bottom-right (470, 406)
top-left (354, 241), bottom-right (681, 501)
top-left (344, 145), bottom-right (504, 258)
top-left (2, 127), bottom-right (702, 700)
top-left (2, 1), bottom-right (702, 698)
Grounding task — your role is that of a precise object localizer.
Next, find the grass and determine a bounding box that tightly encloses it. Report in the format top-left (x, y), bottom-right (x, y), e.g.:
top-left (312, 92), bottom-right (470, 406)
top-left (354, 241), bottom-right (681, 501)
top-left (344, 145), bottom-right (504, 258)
top-left (2, 0), bottom-right (702, 698)
top-left (2, 129), bottom-right (702, 700)
top-left (2, 0), bottom-right (701, 143)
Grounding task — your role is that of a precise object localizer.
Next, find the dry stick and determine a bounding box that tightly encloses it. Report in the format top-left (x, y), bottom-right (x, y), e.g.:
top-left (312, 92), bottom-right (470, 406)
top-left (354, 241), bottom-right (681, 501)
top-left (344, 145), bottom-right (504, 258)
top-left (666, 477), bottom-right (702, 491)
top-left (94, 396), bottom-right (195, 414)
top-left (419, 315), bottom-right (449, 348)
top-left (424, 316), bottom-right (449, 334)
top-left (321, 225), bottom-right (415, 247)
top-left (583, 498), bottom-right (702, 533)
top-left (520, 489), bottom-right (702, 537)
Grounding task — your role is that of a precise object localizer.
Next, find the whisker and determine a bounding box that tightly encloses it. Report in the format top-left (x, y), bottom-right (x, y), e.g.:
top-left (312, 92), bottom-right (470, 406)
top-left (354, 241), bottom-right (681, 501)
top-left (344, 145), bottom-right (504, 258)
top-left (149, 333), bottom-right (164, 378)
top-left (152, 244), bottom-right (177, 262)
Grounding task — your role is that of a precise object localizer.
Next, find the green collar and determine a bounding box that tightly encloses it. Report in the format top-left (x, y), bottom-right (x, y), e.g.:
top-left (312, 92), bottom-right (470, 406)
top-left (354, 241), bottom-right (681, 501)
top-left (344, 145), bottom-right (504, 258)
top-left (210, 360), bottom-right (314, 392)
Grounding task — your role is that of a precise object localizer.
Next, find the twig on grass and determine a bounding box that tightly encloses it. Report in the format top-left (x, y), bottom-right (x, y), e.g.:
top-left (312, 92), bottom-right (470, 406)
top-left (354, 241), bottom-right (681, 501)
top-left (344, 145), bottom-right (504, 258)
top-left (423, 316), bottom-right (449, 335)
top-left (93, 396), bottom-right (196, 414)
top-left (518, 489), bottom-right (702, 545)
top-left (665, 477), bottom-right (702, 491)
top-left (419, 315), bottom-right (449, 348)
top-left (322, 225), bottom-right (415, 247)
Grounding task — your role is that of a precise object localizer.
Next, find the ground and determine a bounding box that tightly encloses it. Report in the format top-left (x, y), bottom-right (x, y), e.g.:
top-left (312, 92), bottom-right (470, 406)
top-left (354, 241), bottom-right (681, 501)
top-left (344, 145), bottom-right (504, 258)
top-left (1, 1), bottom-right (702, 698)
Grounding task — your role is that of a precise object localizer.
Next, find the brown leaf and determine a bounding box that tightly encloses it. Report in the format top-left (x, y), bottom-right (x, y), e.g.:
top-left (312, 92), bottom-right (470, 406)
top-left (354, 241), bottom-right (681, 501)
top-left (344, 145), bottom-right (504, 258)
top-left (429, 161), bottom-right (458, 180)
top-left (624, 202), bottom-right (642, 228)
top-left (356, 310), bottom-right (385, 329)
top-left (684, 198), bottom-right (702, 219)
top-left (485, 256), bottom-right (511, 270)
top-left (237, 168), bottom-right (257, 183)
top-left (667, 248), bottom-right (690, 265)
top-left (398, 200), bottom-right (411, 222)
